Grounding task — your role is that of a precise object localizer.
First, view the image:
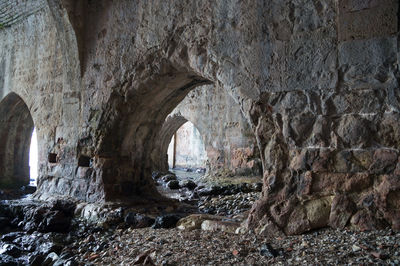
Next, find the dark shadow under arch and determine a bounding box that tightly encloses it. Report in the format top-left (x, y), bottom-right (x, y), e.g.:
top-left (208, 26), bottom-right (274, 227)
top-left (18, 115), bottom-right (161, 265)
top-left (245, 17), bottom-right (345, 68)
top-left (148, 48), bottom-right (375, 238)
top-left (0, 92), bottom-right (34, 188)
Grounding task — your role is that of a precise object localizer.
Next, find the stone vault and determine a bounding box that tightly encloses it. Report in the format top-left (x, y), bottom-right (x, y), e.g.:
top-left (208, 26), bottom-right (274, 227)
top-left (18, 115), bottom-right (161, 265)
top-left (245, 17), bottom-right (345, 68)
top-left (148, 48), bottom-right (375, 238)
top-left (0, 0), bottom-right (399, 235)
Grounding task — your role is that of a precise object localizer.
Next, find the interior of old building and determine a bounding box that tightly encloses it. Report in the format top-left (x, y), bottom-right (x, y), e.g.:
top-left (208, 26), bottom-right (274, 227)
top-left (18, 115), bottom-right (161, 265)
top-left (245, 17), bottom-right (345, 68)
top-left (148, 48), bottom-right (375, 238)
top-left (0, 0), bottom-right (399, 264)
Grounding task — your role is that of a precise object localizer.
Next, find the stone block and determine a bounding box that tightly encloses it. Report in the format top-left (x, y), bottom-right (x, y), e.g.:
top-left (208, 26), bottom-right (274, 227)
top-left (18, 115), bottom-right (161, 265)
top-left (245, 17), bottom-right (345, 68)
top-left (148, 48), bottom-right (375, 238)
top-left (329, 194), bottom-right (356, 229)
top-left (338, 0), bottom-right (398, 41)
top-left (284, 206), bottom-right (310, 235)
top-left (305, 196), bottom-right (334, 229)
top-left (335, 115), bottom-right (373, 148)
top-left (201, 219), bottom-right (239, 234)
top-left (177, 214), bottom-right (224, 231)
top-left (378, 112), bottom-right (400, 148)
top-left (369, 149), bottom-right (398, 174)
top-left (344, 173), bottom-right (372, 192)
top-left (338, 37), bottom-right (397, 88)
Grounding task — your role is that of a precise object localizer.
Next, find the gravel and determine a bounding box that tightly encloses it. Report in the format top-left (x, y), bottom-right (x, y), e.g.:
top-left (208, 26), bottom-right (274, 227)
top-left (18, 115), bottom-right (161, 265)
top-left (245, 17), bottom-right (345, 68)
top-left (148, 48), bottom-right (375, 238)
top-left (68, 227), bottom-right (400, 265)
top-left (198, 192), bottom-right (259, 216)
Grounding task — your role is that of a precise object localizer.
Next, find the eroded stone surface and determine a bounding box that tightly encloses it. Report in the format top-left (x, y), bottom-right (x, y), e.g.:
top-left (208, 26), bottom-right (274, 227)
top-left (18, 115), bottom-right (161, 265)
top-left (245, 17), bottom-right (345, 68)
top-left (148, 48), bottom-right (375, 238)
top-left (0, 0), bottom-right (399, 236)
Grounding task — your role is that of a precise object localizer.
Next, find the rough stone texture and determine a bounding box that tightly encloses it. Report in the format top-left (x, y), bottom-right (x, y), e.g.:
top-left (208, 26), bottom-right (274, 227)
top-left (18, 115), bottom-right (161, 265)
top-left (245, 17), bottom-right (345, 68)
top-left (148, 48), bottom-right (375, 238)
top-left (245, 0), bottom-right (400, 235)
top-left (155, 84), bottom-right (261, 176)
top-left (0, 0), bottom-right (399, 235)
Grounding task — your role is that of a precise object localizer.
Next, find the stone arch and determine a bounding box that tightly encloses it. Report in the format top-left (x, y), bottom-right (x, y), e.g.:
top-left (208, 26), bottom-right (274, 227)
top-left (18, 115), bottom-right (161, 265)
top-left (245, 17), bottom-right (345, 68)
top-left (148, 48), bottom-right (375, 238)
top-left (0, 92), bottom-right (35, 188)
top-left (153, 113), bottom-right (188, 172)
top-left (44, 0), bottom-right (275, 205)
top-left (94, 56), bottom-right (212, 202)
top-left (152, 113), bottom-right (209, 173)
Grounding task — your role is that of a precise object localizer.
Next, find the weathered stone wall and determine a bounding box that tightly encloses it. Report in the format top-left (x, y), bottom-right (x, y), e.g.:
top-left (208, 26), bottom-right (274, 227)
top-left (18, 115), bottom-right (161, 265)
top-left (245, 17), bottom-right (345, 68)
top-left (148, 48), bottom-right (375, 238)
top-left (42, 0), bottom-right (272, 202)
top-left (247, 0), bottom-right (400, 234)
top-left (0, 3), bottom-right (64, 189)
top-left (0, 1), bottom-right (104, 201)
top-left (155, 84), bottom-right (261, 176)
top-left (0, 0), bottom-right (398, 234)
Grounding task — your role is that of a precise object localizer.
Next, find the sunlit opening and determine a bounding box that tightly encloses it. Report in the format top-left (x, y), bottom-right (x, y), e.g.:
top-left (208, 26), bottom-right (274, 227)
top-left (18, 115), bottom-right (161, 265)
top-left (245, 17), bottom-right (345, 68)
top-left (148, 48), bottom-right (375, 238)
top-left (29, 128), bottom-right (38, 186)
top-left (167, 121), bottom-right (207, 170)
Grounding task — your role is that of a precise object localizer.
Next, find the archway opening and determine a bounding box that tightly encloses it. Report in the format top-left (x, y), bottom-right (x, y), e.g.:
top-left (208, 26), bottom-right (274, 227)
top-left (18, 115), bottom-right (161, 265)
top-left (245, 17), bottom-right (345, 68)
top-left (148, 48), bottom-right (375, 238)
top-left (0, 92), bottom-right (35, 189)
top-left (167, 121), bottom-right (207, 173)
top-left (29, 128), bottom-right (38, 186)
top-left (155, 120), bottom-right (208, 201)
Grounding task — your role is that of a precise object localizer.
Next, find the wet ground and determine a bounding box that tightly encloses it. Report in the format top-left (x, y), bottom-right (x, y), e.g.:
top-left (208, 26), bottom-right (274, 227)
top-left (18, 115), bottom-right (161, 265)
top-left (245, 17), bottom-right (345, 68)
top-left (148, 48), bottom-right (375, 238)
top-left (1, 174), bottom-right (399, 265)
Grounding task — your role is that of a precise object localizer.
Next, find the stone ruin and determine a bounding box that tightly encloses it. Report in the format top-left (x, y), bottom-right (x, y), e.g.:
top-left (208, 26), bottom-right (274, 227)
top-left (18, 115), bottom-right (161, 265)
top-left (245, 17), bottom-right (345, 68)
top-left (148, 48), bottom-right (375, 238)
top-left (0, 0), bottom-right (399, 238)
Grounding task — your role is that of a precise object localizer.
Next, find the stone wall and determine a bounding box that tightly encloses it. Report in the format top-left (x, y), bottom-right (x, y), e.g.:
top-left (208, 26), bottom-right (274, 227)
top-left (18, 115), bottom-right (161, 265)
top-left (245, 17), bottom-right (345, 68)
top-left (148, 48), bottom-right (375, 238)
top-left (155, 84), bottom-right (261, 176)
top-left (246, 0), bottom-right (400, 234)
top-left (0, 0), bottom-right (46, 28)
top-left (0, 4), bottom-right (65, 190)
top-left (0, 0), bottom-right (398, 234)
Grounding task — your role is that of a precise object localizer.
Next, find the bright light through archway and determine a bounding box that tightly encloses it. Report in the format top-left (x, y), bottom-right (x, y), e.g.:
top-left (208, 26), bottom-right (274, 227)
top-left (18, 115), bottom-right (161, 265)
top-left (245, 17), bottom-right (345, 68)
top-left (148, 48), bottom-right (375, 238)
top-left (29, 128), bottom-right (38, 186)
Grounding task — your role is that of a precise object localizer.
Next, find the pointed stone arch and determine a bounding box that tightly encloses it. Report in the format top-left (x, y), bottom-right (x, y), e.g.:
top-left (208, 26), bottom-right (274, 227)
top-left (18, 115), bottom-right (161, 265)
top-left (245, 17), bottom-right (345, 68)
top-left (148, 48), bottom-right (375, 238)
top-left (0, 92), bottom-right (34, 188)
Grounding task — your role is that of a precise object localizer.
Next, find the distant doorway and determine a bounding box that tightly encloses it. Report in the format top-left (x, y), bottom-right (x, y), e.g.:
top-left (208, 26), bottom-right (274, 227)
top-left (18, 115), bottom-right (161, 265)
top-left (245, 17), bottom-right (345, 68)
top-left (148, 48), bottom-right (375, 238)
top-left (29, 128), bottom-right (38, 186)
top-left (167, 121), bottom-right (207, 171)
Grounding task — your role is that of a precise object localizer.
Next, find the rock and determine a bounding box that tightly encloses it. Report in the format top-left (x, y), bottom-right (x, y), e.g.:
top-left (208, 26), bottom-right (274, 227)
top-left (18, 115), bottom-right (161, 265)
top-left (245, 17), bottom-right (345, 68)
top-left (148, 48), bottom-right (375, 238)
top-left (167, 180), bottom-right (180, 190)
top-left (43, 252), bottom-right (59, 266)
top-left (0, 254), bottom-right (19, 266)
top-left (152, 214), bottom-right (181, 229)
top-left (53, 258), bottom-right (77, 266)
top-left (196, 168), bottom-right (206, 174)
top-left (201, 220), bottom-right (239, 233)
top-left (255, 216), bottom-right (285, 238)
top-left (0, 244), bottom-right (23, 258)
top-left (39, 210), bottom-right (71, 233)
top-left (124, 213), bottom-right (155, 228)
top-left (350, 210), bottom-right (387, 231)
top-left (238, 183), bottom-right (252, 193)
top-left (133, 249), bottom-right (155, 265)
top-left (370, 251), bottom-right (388, 260)
top-left (260, 243), bottom-right (279, 258)
top-left (24, 221), bottom-right (38, 233)
top-left (352, 245), bottom-right (361, 252)
top-left (336, 115), bottom-right (371, 147)
top-left (304, 196), bottom-right (333, 229)
top-left (152, 171), bottom-right (165, 180)
top-left (181, 180), bottom-right (197, 190)
top-left (1, 232), bottom-right (24, 242)
top-left (329, 194), bottom-right (356, 229)
top-left (252, 183), bottom-right (263, 192)
top-left (37, 241), bottom-right (63, 257)
top-left (51, 199), bottom-right (76, 217)
top-left (29, 254), bottom-right (45, 266)
top-left (161, 174), bottom-right (177, 183)
top-left (176, 214), bottom-right (224, 231)
top-left (197, 186), bottom-right (223, 196)
top-left (369, 149), bottom-right (398, 174)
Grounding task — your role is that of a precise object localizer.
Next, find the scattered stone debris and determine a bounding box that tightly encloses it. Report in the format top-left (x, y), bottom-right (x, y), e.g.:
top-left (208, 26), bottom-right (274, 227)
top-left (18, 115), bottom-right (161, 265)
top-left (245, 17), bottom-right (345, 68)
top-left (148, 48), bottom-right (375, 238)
top-left (1, 185), bottom-right (400, 265)
top-left (67, 227), bottom-right (400, 265)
